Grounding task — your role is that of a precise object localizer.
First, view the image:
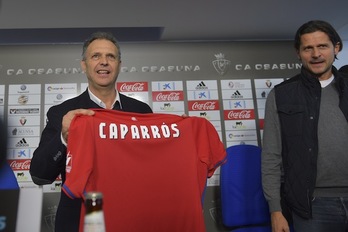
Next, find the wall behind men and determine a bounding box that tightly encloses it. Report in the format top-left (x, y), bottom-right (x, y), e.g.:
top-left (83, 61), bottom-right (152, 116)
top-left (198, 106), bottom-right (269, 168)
top-left (0, 40), bottom-right (347, 232)
top-left (335, 41), bottom-right (348, 68)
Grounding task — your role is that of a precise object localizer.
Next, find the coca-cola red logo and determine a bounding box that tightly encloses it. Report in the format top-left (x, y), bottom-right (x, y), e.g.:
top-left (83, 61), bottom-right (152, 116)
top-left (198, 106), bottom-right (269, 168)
top-left (189, 100), bottom-right (219, 111)
top-left (259, 119), bottom-right (264, 129)
top-left (8, 159), bottom-right (31, 170)
top-left (117, 82), bottom-right (148, 92)
top-left (152, 91), bottom-right (183, 101)
top-left (224, 109), bottom-right (255, 120)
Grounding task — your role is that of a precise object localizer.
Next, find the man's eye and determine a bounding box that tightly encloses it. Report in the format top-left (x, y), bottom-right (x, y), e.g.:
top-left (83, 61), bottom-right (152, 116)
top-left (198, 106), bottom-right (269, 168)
top-left (107, 55), bottom-right (116, 60)
top-left (92, 54), bottom-right (100, 60)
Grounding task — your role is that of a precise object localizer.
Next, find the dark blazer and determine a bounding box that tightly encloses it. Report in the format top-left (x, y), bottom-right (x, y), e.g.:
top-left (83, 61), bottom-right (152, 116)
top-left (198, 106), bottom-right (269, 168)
top-left (0, 118), bottom-right (6, 166)
top-left (29, 89), bottom-right (152, 232)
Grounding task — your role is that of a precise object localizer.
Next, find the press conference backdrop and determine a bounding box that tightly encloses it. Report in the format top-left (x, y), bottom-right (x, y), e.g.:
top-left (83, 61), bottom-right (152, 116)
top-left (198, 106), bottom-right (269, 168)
top-left (1, 41), bottom-right (347, 232)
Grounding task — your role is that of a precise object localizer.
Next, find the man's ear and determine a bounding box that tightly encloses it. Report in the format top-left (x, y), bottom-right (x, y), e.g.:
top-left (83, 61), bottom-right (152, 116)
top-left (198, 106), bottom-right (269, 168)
top-left (81, 60), bottom-right (86, 72)
top-left (334, 42), bottom-right (340, 56)
top-left (296, 50), bottom-right (301, 61)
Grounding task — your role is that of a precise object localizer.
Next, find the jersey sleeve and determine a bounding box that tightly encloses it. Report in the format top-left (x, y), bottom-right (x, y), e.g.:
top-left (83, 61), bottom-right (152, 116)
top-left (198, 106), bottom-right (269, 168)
top-left (196, 117), bottom-right (227, 177)
top-left (62, 115), bottom-right (95, 199)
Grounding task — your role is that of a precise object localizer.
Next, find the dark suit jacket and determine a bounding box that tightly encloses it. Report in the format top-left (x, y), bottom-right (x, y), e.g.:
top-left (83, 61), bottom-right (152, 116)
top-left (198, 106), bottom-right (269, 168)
top-left (29, 89), bottom-right (152, 232)
top-left (0, 118), bottom-right (6, 166)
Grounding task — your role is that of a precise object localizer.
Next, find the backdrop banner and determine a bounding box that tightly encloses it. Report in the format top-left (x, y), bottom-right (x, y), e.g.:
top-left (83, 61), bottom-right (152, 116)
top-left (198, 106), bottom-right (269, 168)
top-left (0, 41), bottom-right (345, 231)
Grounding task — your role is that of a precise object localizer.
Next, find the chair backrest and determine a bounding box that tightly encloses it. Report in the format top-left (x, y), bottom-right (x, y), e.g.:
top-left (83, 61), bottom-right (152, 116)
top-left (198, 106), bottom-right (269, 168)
top-left (220, 144), bottom-right (270, 228)
top-left (0, 162), bottom-right (19, 190)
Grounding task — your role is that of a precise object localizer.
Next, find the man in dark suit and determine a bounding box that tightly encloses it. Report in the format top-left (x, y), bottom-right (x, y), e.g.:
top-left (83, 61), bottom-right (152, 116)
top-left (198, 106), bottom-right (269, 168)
top-left (0, 118), bottom-right (6, 166)
top-left (29, 31), bottom-right (152, 232)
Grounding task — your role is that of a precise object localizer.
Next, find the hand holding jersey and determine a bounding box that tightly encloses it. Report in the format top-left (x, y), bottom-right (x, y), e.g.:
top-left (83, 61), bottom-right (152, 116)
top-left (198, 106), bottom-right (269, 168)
top-left (62, 109), bottom-right (95, 144)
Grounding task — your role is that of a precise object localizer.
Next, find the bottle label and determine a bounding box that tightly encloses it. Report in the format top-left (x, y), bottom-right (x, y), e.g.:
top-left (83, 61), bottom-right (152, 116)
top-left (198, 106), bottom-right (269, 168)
top-left (84, 211), bottom-right (106, 232)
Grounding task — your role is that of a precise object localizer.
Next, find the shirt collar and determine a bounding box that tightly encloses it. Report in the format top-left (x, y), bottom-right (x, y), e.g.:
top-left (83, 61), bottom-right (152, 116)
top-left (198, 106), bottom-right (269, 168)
top-left (87, 87), bottom-right (121, 109)
top-left (319, 75), bottom-right (334, 88)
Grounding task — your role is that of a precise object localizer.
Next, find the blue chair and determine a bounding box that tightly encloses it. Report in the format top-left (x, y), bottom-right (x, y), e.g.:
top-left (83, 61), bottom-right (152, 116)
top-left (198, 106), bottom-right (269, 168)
top-left (220, 144), bottom-right (271, 231)
top-left (0, 162), bottom-right (19, 190)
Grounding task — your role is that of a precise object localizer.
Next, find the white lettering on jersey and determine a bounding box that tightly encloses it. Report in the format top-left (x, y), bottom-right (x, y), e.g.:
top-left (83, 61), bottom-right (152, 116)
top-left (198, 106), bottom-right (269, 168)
top-left (120, 124), bottom-right (128, 139)
top-left (131, 125), bottom-right (140, 139)
top-left (109, 123), bottom-right (118, 138)
top-left (99, 123), bottom-right (106, 138)
top-left (140, 125), bottom-right (150, 139)
top-left (171, 124), bottom-right (180, 137)
top-left (150, 125), bottom-right (161, 138)
top-left (98, 123), bottom-right (180, 140)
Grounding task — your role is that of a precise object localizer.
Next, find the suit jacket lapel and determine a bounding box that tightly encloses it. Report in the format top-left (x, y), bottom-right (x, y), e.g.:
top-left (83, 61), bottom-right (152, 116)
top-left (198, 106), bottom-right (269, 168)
top-left (77, 89), bottom-right (103, 109)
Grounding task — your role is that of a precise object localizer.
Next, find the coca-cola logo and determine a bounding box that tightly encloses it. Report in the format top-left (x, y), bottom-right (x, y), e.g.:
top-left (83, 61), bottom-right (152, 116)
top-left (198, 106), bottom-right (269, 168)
top-left (119, 83), bottom-right (145, 92)
top-left (155, 92), bottom-right (180, 101)
top-left (227, 110), bottom-right (252, 119)
top-left (191, 101), bottom-right (216, 111)
top-left (9, 159), bottom-right (31, 170)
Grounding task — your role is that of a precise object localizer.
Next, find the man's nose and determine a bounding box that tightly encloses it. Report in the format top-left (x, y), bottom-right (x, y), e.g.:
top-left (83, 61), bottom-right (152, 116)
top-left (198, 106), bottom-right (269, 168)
top-left (99, 55), bottom-right (109, 65)
top-left (312, 47), bottom-right (321, 58)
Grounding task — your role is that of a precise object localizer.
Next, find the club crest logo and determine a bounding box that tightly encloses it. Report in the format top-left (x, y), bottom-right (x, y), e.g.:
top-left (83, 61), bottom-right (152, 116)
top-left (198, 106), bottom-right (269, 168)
top-left (20, 117), bottom-right (27, 126)
top-left (212, 53), bottom-right (231, 76)
top-left (265, 79), bottom-right (272, 88)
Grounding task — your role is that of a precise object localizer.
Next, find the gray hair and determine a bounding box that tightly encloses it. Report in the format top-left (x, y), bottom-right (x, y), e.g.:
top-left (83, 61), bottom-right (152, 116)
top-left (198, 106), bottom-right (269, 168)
top-left (81, 31), bottom-right (121, 61)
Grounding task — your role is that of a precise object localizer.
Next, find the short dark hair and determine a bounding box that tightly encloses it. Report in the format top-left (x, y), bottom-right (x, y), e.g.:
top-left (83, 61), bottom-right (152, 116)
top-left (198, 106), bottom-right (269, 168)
top-left (82, 31), bottom-right (121, 61)
top-left (294, 20), bottom-right (342, 59)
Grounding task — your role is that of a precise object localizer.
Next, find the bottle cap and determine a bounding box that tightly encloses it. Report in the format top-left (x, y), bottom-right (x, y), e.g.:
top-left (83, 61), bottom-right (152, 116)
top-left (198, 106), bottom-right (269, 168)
top-left (85, 192), bottom-right (103, 200)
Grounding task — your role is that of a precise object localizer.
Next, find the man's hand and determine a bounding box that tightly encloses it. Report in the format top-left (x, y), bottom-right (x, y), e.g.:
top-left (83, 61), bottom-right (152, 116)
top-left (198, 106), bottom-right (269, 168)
top-left (271, 211), bottom-right (290, 232)
top-left (62, 109), bottom-right (95, 143)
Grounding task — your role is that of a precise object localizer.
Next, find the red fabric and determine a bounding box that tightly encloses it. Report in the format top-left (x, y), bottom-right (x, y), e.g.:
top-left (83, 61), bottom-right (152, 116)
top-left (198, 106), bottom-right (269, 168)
top-left (62, 109), bottom-right (226, 232)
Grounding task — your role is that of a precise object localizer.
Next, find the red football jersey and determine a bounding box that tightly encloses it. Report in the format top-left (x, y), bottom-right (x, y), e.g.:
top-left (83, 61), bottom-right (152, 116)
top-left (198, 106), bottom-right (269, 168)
top-left (62, 109), bottom-right (226, 232)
